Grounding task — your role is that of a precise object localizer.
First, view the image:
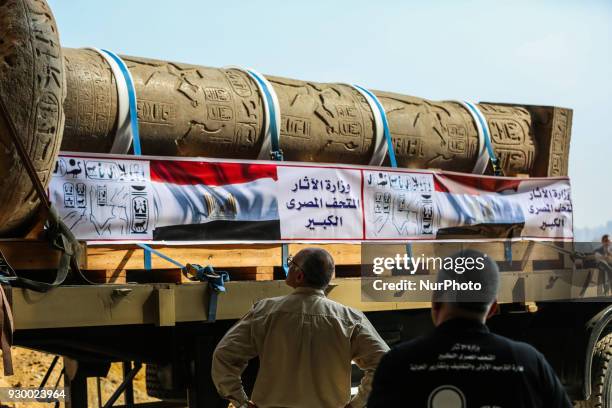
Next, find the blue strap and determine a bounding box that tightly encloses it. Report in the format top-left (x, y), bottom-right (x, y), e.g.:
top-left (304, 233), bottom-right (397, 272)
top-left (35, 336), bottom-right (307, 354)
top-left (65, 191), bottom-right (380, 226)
top-left (352, 86), bottom-right (411, 257)
top-left (101, 50), bottom-right (153, 270)
top-left (134, 245), bottom-right (229, 322)
top-left (144, 248), bottom-right (152, 271)
top-left (246, 69), bottom-right (282, 161)
top-left (246, 69), bottom-right (286, 275)
top-left (183, 264), bottom-right (230, 322)
top-left (99, 53), bottom-right (150, 270)
top-left (281, 242), bottom-right (289, 278)
top-left (353, 85), bottom-right (397, 168)
top-left (462, 101), bottom-right (502, 175)
top-left (504, 241), bottom-right (513, 263)
top-left (136, 244), bottom-right (185, 269)
top-left (208, 291), bottom-right (220, 322)
top-left (185, 264), bottom-right (230, 292)
top-left (96, 50), bottom-right (153, 273)
top-left (100, 49), bottom-right (142, 156)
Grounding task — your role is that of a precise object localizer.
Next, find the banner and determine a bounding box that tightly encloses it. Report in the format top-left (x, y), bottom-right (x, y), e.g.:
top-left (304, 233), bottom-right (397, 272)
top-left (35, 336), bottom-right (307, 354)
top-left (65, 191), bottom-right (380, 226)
top-left (49, 153), bottom-right (573, 244)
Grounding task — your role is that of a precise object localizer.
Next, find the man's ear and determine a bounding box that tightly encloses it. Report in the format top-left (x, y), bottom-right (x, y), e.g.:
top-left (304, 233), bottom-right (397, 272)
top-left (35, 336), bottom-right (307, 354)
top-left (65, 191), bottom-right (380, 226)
top-left (296, 270), bottom-right (305, 284)
top-left (486, 300), bottom-right (499, 320)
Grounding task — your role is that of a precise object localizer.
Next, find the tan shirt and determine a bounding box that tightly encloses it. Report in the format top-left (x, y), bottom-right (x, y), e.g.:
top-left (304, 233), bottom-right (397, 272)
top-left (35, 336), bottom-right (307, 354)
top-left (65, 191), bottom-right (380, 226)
top-left (212, 287), bottom-right (390, 408)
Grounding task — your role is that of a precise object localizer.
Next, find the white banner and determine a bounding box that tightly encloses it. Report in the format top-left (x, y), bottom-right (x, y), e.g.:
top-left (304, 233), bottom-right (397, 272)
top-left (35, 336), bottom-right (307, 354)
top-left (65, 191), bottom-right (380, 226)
top-left (48, 152), bottom-right (574, 243)
top-left (277, 166), bottom-right (362, 240)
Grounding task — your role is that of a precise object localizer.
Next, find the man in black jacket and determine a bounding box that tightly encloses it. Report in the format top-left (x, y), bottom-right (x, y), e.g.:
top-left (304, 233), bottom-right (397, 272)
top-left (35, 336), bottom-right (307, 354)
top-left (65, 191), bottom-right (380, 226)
top-left (368, 249), bottom-right (572, 408)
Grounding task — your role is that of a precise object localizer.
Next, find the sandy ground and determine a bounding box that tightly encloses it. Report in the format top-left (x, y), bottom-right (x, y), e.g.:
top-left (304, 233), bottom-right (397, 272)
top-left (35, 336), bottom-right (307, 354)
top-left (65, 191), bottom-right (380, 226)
top-left (0, 347), bottom-right (158, 408)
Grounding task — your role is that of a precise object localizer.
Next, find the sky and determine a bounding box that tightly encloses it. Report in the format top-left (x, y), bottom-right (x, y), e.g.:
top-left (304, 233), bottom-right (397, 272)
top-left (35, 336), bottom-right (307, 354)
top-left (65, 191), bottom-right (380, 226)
top-left (47, 0), bottom-right (612, 229)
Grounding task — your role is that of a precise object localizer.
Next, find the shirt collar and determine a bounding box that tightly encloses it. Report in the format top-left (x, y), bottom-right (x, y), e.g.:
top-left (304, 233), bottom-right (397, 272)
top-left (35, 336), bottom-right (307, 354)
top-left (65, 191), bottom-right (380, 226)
top-left (435, 317), bottom-right (489, 334)
top-left (292, 286), bottom-right (326, 297)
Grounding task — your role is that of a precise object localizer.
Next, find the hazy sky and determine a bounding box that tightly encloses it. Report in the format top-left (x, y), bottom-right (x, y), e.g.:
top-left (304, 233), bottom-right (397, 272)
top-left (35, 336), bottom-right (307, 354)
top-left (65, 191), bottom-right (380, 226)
top-left (47, 0), bottom-right (612, 229)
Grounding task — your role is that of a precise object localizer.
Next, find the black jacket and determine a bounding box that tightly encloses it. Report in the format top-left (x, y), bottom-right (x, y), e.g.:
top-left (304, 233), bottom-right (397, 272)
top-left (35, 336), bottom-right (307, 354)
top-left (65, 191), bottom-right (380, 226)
top-left (368, 318), bottom-right (572, 408)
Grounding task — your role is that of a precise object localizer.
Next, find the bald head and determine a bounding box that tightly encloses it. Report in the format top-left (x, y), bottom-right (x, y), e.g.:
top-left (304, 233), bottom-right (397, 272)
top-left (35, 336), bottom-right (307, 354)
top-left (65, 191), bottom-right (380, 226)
top-left (293, 248), bottom-right (335, 289)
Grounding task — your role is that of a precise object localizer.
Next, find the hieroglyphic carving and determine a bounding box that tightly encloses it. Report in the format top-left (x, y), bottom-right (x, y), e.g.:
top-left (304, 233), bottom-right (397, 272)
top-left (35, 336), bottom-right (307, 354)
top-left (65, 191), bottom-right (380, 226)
top-left (262, 78), bottom-right (374, 163)
top-left (63, 49), bottom-right (115, 151)
top-left (478, 103), bottom-right (534, 175)
top-left (281, 116), bottom-right (311, 138)
top-left (549, 108), bottom-right (572, 176)
top-left (375, 93), bottom-right (481, 171)
top-left (137, 100), bottom-right (175, 125)
top-left (0, 0), bottom-right (65, 235)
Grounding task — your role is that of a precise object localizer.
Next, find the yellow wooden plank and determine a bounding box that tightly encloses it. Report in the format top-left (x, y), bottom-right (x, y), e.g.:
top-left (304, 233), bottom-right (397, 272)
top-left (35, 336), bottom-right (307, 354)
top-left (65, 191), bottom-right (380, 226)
top-left (39, 242), bottom-right (566, 274)
top-left (86, 245), bottom-right (281, 270)
top-left (0, 239), bottom-right (87, 270)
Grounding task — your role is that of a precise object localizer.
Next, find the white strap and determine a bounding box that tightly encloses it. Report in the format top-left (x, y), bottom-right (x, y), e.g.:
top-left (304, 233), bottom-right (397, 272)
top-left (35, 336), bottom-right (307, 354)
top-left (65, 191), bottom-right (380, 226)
top-left (225, 66), bottom-right (281, 160)
top-left (454, 100), bottom-right (491, 174)
top-left (88, 47), bottom-right (136, 154)
top-left (347, 84), bottom-right (387, 166)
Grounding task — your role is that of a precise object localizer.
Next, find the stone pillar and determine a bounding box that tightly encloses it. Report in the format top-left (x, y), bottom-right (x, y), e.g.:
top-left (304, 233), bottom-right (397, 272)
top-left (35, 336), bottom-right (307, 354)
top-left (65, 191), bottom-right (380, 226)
top-left (61, 49), bottom-right (571, 176)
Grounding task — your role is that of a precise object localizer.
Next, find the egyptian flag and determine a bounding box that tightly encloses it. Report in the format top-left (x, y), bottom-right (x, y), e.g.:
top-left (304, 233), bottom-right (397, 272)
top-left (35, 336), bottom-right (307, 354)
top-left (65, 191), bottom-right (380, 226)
top-left (433, 173), bottom-right (526, 239)
top-left (150, 160), bottom-right (280, 241)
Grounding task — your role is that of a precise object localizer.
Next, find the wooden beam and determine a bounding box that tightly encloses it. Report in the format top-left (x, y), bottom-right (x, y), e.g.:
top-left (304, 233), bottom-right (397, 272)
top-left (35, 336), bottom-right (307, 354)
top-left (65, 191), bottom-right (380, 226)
top-left (156, 287), bottom-right (176, 326)
top-left (0, 239), bottom-right (87, 270)
top-left (86, 245), bottom-right (282, 270)
top-left (219, 266), bottom-right (275, 282)
top-left (288, 244), bottom-right (361, 265)
top-left (86, 244), bottom-right (361, 270)
top-left (84, 242), bottom-right (562, 273)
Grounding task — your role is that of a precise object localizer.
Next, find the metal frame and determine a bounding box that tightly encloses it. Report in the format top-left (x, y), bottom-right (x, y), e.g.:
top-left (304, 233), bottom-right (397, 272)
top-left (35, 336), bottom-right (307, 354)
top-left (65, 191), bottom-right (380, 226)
top-left (6, 268), bottom-right (602, 331)
top-left (102, 362), bottom-right (141, 408)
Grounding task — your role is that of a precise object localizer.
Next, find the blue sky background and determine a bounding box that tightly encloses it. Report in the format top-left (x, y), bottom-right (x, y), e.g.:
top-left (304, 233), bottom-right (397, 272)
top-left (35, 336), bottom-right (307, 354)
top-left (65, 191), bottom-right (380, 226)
top-left (47, 0), bottom-right (612, 229)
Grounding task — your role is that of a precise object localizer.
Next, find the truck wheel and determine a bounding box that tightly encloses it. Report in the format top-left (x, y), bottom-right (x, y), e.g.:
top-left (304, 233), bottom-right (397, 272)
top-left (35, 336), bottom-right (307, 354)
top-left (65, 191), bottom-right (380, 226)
top-left (575, 334), bottom-right (612, 408)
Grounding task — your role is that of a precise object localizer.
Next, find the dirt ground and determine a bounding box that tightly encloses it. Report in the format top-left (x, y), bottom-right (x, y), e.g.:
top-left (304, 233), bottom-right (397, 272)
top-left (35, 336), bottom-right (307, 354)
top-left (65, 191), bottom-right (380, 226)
top-left (0, 347), bottom-right (585, 408)
top-left (0, 347), bottom-right (158, 408)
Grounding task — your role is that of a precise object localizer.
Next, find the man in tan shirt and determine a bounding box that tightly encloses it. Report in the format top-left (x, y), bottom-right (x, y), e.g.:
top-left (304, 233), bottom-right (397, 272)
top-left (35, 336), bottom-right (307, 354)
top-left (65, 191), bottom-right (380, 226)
top-left (212, 248), bottom-right (389, 408)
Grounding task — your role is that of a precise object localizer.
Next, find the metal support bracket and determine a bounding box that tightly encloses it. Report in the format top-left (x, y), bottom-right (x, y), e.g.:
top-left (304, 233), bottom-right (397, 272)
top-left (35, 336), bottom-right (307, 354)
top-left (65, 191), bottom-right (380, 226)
top-left (102, 362), bottom-right (142, 408)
